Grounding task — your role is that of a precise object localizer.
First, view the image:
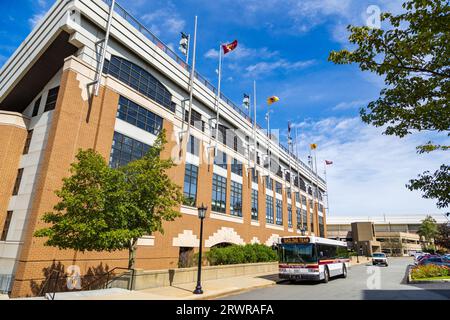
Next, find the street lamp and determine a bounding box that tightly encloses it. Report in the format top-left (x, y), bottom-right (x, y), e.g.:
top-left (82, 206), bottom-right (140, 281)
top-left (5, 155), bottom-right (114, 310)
top-left (193, 203), bottom-right (207, 294)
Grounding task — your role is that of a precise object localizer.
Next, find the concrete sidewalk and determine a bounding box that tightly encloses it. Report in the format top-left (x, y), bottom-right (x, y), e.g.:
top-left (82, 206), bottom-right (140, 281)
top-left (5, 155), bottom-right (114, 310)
top-left (49, 272), bottom-right (279, 300)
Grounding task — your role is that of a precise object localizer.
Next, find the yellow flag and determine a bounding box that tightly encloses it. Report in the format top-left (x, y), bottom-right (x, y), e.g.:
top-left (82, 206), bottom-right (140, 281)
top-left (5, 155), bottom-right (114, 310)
top-left (310, 143), bottom-right (317, 150)
top-left (267, 96), bottom-right (279, 105)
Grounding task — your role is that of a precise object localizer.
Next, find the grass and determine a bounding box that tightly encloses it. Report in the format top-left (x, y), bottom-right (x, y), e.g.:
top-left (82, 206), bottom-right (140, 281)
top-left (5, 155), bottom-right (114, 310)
top-left (412, 276), bottom-right (450, 281)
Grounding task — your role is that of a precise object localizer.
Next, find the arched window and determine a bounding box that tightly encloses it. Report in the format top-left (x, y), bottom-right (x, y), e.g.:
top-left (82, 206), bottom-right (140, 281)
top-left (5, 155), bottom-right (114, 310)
top-left (104, 56), bottom-right (175, 112)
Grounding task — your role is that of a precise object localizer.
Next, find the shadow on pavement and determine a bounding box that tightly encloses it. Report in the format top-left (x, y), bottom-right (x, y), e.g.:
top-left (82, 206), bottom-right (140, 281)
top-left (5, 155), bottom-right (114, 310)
top-left (363, 289), bottom-right (450, 300)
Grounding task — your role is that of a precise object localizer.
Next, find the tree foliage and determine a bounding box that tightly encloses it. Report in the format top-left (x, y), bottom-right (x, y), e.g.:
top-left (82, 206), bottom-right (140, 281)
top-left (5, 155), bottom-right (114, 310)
top-left (417, 215), bottom-right (439, 244)
top-left (328, 0), bottom-right (449, 208)
top-left (435, 223), bottom-right (450, 250)
top-left (34, 130), bottom-right (183, 269)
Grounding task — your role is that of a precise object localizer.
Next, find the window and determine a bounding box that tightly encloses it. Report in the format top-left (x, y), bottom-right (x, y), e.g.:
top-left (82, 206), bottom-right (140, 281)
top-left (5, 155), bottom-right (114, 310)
top-left (276, 199), bottom-right (283, 225)
top-left (44, 86), bottom-right (59, 112)
top-left (104, 56), bottom-right (174, 112)
top-left (12, 168), bottom-right (24, 195)
top-left (184, 109), bottom-right (205, 132)
top-left (319, 216), bottom-right (324, 237)
top-left (275, 182), bottom-right (282, 194)
top-left (231, 158), bottom-right (242, 176)
top-left (266, 176), bottom-right (273, 190)
top-left (251, 189), bottom-right (258, 220)
top-left (266, 195), bottom-right (274, 224)
top-left (23, 130), bottom-right (33, 154)
top-left (295, 192), bottom-right (300, 203)
top-left (308, 186), bottom-right (313, 195)
top-left (301, 195), bottom-right (307, 205)
top-left (187, 135), bottom-right (199, 156)
top-left (296, 208), bottom-right (302, 230)
top-left (32, 97), bottom-right (41, 117)
top-left (285, 171), bottom-right (291, 183)
top-left (317, 244), bottom-right (337, 260)
top-left (230, 182), bottom-right (242, 217)
top-left (217, 124), bottom-right (227, 145)
top-left (212, 174), bottom-right (227, 213)
top-left (251, 168), bottom-right (258, 183)
top-left (319, 204), bottom-right (324, 213)
top-left (302, 209), bottom-right (308, 230)
top-left (310, 206), bottom-right (314, 232)
top-left (109, 132), bottom-right (151, 168)
top-left (286, 188), bottom-right (291, 199)
top-left (214, 150), bottom-right (227, 169)
top-left (183, 164), bottom-right (198, 207)
top-left (117, 96), bottom-right (163, 135)
top-left (299, 177), bottom-right (306, 191)
top-left (1, 211), bottom-right (13, 241)
top-left (288, 205), bottom-right (292, 228)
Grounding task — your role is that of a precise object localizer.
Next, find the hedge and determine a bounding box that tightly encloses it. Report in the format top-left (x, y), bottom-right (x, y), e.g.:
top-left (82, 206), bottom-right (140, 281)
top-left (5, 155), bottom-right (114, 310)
top-left (204, 244), bottom-right (278, 266)
top-left (411, 264), bottom-right (450, 279)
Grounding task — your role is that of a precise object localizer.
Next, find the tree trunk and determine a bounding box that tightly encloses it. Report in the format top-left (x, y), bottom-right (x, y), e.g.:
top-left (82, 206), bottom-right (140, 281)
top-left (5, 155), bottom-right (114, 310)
top-left (128, 239), bottom-right (138, 270)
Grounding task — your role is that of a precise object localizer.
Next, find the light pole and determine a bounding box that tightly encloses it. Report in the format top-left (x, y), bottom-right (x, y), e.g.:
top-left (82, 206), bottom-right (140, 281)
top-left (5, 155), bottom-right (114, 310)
top-left (193, 204), bottom-right (207, 294)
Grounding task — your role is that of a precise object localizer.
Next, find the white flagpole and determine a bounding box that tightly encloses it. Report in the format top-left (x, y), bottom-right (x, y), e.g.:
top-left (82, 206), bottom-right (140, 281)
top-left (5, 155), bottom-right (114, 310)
top-left (253, 81), bottom-right (257, 169)
top-left (324, 161), bottom-right (330, 217)
top-left (185, 16), bottom-right (198, 142)
top-left (213, 44), bottom-right (223, 156)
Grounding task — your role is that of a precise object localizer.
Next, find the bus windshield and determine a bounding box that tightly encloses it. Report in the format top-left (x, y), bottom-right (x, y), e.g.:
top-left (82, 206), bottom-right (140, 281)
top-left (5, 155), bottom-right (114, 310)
top-left (278, 243), bottom-right (317, 264)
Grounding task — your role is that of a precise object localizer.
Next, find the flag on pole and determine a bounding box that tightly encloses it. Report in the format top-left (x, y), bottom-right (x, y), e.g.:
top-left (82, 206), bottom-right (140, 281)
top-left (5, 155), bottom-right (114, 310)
top-left (222, 40), bottom-right (238, 54)
top-left (325, 160), bottom-right (333, 165)
top-left (288, 121), bottom-right (291, 134)
top-left (310, 143), bottom-right (317, 150)
top-left (267, 96), bottom-right (279, 105)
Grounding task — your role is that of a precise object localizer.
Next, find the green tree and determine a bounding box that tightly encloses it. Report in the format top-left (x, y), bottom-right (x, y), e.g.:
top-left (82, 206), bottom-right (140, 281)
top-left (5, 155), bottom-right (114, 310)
top-left (417, 215), bottom-right (439, 249)
top-left (35, 130), bottom-right (183, 269)
top-left (435, 223), bottom-right (450, 250)
top-left (328, 0), bottom-right (449, 208)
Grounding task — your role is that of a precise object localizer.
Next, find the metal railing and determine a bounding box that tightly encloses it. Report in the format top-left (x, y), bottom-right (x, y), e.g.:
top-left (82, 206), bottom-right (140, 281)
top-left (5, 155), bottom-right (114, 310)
top-left (82, 267), bottom-right (134, 291)
top-left (99, 0), bottom-right (324, 184)
top-left (38, 269), bottom-right (63, 300)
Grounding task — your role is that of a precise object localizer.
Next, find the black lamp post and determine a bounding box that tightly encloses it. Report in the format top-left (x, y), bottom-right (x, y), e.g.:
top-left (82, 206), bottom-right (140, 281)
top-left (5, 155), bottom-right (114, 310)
top-left (193, 203), bottom-right (207, 294)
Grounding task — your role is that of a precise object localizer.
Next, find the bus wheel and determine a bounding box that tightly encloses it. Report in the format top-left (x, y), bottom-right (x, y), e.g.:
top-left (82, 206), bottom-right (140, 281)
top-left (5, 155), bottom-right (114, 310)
top-left (341, 264), bottom-right (347, 278)
top-left (322, 267), bottom-right (329, 283)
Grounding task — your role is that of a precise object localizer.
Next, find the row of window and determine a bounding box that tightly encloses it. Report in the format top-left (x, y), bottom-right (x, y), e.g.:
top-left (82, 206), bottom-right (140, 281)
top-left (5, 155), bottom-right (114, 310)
top-left (31, 86), bottom-right (60, 117)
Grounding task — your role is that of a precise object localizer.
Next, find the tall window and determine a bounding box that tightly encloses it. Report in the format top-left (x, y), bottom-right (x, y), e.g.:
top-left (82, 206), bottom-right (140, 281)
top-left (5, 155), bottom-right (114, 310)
top-left (310, 204), bottom-right (315, 232)
top-left (251, 168), bottom-right (258, 183)
top-left (302, 209), bottom-right (308, 231)
top-left (1, 211), bottom-right (13, 241)
top-left (266, 195), bottom-right (274, 224)
top-left (214, 150), bottom-right (227, 169)
top-left (276, 199), bottom-right (283, 225)
top-left (231, 158), bottom-right (242, 176)
top-left (288, 204), bottom-right (292, 228)
top-left (184, 109), bottom-right (205, 132)
top-left (319, 216), bottom-right (324, 237)
top-left (299, 177), bottom-right (306, 191)
top-left (230, 181), bottom-right (242, 217)
top-left (23, 130), bottom-right (33, 154)
top-left (44, 86), bottom-right (59, 112)
top-left (109, 132), bottom-right (151, 168)
top-left (212, 174), bottom-right (227, 213)
top-left (275, 182), bottom-right (282, 194)
top-left (251, 189), bottom-right (258, 220)
top-left (286, 187), bottom-right (291, 199)
top-left (266, 176), bottom-right (273, 190)
top-left (187, 135), bottom-right (199, 156)
top-left (117, 96), bottom-right (163, 135)
top-left (183, 164), bottom-right (198, 207)
top-left (32, 97), bottom-right (41, 117)
top-left (296, 208), bottom-right (302, 230)
top-left (12, 168), bottom-right (24, 195)
top-left (295, 192), bottom-right (300, 203)
top-left (104, 56), bottom-right (174, 112)
top-left (301, 195), bottom-right (307, 205)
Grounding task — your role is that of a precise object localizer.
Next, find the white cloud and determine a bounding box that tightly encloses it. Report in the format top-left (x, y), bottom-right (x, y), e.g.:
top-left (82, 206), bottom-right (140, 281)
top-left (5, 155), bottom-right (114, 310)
top-left (292, 117), bottom-right (448, 217)
top-left (245, 59), bottom-right (315, 77)
top-left (37, 0), bottom-right (47, 8)
top-left (333, 99), bottom-right (369, 111)
top-left (28, 12), bottom-right (45, 29)
top-left (204, 44), bottom-right (278, 61)
top-left (141, 8), bottom-right (185, 35)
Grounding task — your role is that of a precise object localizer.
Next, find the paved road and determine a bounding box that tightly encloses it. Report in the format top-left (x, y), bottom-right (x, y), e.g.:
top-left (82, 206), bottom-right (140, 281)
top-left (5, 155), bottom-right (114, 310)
top-left (221, 257), bottom-right (450, 300)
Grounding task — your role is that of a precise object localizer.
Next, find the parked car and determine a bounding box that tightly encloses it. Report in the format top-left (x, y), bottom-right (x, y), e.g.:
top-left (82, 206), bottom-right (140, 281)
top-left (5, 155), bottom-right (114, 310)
top-left (418, 257), bottom-right (450, 267)
top-left (414, 253), bottom-right (432, 265)
top-left (372, 252), bottom-right (388, 266)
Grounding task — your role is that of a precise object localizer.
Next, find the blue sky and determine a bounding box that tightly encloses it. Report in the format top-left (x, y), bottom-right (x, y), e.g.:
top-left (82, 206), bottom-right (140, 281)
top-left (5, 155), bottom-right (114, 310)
top-left (1, 0), bottom-right (448, 218)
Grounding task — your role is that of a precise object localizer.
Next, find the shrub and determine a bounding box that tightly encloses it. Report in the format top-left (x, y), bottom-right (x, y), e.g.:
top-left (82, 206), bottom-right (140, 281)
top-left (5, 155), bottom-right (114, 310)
top-left (411, 264), bottom-right (450, 279)
top-left (205, 244), bottom-right (277, 266)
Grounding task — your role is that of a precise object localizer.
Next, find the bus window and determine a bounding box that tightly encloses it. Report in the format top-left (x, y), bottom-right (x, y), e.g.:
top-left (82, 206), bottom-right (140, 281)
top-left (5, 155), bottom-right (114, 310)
top-left (279, 243), bottom-right (317, 264)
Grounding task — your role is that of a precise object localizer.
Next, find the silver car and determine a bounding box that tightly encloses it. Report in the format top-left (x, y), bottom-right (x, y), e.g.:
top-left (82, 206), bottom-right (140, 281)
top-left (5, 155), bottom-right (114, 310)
top-left (372, 252), bottom-right (388, 266)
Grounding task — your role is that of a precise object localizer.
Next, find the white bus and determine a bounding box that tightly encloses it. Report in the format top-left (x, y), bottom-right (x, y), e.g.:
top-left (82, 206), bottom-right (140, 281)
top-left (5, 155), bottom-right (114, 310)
top-left (277, 236), bottom-right (350, 283)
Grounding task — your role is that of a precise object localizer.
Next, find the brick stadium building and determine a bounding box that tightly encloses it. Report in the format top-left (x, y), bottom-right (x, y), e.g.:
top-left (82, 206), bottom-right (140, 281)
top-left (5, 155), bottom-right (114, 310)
top-left (0, 0), bottom-right (327, 297)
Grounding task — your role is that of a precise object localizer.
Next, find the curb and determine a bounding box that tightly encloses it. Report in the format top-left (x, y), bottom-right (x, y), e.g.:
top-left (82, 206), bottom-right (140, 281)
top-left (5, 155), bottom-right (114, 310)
top-left (407, 265), bottom-right (450, 284)
top-left (191, 282), bottom-right (277, 300)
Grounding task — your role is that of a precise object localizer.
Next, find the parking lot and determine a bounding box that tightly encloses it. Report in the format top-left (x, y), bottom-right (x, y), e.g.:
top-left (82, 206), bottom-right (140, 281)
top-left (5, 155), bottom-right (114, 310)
top-left (221, 257), bottom-right (450, 300)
